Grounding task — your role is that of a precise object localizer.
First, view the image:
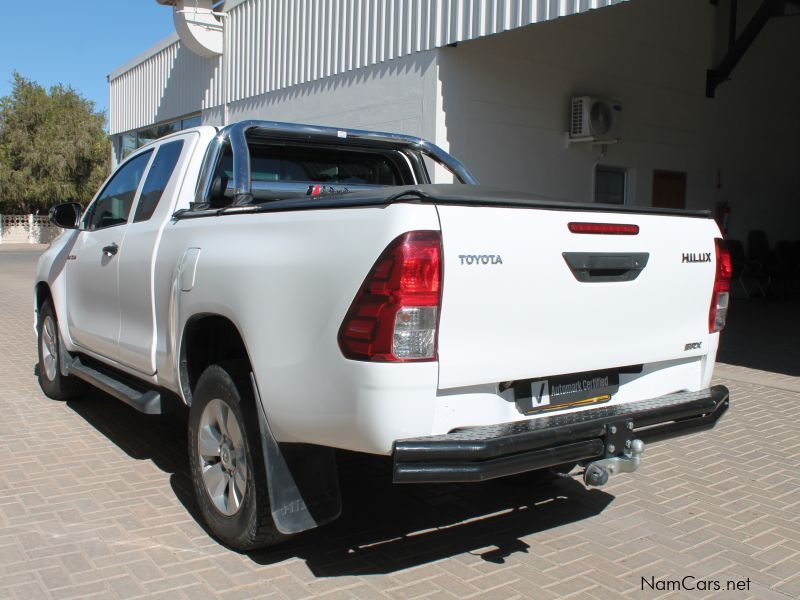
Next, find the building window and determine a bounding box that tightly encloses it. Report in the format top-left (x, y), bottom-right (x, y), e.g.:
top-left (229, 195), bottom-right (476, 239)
top-left (181, 115), bottom-right (202, 129)
top-left (136, 122), bottom-right (180, 148)
top-left (117, 113), bottom-right (202, 161)
top-left (594, 166), bottom-right (627, 205)
top-left (121, 133), bottom-right (137, 159)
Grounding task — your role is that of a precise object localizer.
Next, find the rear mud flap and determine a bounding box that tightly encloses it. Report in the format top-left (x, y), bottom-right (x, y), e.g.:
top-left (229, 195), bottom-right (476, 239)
top-left (251, 375), bottom-right (342, 535)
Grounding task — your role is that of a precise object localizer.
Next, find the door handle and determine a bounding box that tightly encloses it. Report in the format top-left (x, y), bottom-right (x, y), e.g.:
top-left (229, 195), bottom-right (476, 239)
top-left (102, 243), bottom-right (119, 257)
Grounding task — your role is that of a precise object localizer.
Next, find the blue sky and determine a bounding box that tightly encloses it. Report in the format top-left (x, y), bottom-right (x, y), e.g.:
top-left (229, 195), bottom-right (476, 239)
top-left (0, 1), bottom-right (176, 121)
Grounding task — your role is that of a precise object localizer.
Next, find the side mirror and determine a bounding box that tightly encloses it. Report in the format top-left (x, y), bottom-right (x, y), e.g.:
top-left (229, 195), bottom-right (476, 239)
top-left (49, 203), bottom-right (83, 230)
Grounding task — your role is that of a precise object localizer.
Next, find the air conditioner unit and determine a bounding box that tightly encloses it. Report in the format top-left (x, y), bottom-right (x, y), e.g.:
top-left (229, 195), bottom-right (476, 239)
top-left (569, 96), bottom-right (622, 142)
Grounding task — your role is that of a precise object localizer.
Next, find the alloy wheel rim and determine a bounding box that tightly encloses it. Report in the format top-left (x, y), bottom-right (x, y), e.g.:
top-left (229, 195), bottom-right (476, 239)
top-left (198, 398), bottom-right (248, 516)
top-left (41, 316), bottom-right (58, 381)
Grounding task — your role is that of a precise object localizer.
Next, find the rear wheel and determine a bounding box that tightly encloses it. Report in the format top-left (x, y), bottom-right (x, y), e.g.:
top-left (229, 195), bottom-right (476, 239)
top-left (188, 362), bottom-right (285, 551)
top-left (37, 301), bottom-right (85, 401)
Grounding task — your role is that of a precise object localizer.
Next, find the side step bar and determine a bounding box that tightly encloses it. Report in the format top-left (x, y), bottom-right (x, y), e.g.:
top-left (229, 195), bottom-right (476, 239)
top-left (65, 356), bottom-right (162, 415)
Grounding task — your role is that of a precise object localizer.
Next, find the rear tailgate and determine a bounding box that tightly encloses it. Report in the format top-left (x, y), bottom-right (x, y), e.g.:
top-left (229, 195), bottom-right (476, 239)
top-left (436, 204), bottom-right (721, 390)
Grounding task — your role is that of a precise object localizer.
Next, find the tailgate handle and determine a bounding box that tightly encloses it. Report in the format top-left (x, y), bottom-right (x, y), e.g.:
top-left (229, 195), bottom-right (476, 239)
top-left (562, 252), bottom-right (649, 283)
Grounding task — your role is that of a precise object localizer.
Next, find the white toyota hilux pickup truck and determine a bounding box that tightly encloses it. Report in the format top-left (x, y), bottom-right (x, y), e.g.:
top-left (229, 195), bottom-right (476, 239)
top-left (36, 121), bottom-right (730, 551)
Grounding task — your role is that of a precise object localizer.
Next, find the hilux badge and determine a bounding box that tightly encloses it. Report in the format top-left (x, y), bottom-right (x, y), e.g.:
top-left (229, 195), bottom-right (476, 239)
top-left (682, 252), bottom-right (711, 263)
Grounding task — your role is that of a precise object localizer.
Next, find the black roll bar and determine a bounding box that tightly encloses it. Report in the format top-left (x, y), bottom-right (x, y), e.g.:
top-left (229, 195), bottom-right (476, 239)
top-left (195, 120), bottom-right (479, 207)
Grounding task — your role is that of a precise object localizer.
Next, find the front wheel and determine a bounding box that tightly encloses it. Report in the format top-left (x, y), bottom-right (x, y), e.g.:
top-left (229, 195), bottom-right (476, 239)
top-left (37, 301), bottom-right (85, 401)
top-left (188, 362), bottom-right (285, 551)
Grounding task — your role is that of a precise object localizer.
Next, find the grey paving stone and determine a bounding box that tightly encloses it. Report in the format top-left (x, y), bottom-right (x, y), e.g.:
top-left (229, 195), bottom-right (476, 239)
top-left (2, 250), bottom-right (799, 599)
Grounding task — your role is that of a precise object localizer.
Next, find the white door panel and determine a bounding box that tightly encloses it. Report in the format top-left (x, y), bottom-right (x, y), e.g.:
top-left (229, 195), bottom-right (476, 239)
top-left (65, 149), bottom-right (153, 362)
top-left (118, 135), bottom-right (195, 374)
top-left (66, 228), bottom-right (124, 359)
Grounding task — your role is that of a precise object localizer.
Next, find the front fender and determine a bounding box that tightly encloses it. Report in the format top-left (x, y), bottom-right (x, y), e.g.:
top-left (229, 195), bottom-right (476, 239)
top-left (34, 230), bottom-right (79, 346)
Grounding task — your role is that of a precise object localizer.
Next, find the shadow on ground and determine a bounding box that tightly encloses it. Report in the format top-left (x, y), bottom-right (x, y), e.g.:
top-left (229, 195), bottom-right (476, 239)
top-left (56, 295), bottom-right (798, 574)
top-left (717, 297), bottom-right (800, 376)
top-left (66, 387), bottom-right (614, 576)
top-left (250, 453), bottom-right (613, 576)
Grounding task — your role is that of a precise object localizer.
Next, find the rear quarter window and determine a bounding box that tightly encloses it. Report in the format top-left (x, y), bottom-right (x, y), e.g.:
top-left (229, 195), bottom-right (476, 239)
top-left (134, 140), bottom-right (185, 222)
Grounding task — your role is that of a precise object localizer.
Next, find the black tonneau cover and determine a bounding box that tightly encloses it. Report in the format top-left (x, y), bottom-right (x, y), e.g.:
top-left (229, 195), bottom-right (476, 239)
top-left (174, 184), bottom-right (712, 220)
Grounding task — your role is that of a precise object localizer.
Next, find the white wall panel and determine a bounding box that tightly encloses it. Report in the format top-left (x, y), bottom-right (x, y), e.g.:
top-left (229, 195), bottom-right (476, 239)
top-left (109, 39), bottom-right (221, 135)
top-left (434, 0), bottom-right (800, 241)
top-left (222, 0), bottom-right (625, 103)
top-left (224, 51), bottom-right (440, 141)
top-left (110, 0), bottom-right (625, 133)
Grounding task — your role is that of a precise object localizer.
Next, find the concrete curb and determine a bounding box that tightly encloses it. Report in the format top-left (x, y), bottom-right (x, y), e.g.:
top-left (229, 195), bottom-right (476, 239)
top-left (0, 243), bottom-right (49, 252)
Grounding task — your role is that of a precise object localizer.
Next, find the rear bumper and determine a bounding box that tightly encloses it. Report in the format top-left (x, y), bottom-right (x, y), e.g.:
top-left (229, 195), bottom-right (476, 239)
top-left (392, 385), bottom-right (729, 483)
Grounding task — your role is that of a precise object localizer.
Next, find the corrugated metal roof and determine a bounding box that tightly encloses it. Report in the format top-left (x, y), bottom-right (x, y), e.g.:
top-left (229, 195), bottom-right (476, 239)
top-left (109, 39), bottom-right (222, 134)
top-left (109, 0), bottom-right (628, 134)
top-left (108, 32), bottom-right (180, 82)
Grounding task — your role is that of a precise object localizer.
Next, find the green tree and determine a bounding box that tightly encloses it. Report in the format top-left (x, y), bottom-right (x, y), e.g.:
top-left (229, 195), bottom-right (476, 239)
top-left (0, 72), bottom-right (110, 214)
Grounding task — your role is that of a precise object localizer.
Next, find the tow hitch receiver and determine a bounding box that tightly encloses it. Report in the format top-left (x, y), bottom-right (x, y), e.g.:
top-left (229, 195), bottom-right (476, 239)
top-left (583, 421), bottom-right (644, 487)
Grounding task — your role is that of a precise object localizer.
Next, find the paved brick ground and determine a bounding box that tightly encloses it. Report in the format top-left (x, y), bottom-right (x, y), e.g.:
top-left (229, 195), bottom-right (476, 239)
top-left (1, 247), bottom-right (799, 599)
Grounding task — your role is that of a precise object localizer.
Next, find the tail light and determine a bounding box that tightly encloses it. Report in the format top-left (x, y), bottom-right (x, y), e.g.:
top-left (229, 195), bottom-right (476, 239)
top-left (709, 238), bottom-right (732, 333)
top-left (338, 231), bottom-right (442, 362)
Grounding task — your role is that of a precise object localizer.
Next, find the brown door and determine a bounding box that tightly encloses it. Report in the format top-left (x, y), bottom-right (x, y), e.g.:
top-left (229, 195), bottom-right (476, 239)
top-left (652, 170), bottom-right (687, 209)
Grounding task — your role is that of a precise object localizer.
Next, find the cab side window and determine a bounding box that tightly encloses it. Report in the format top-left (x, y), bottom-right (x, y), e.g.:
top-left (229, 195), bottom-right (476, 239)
top-left (134, 140), bottom-right (185, 223)
top-left (86, 151), bottom-right (152, 231)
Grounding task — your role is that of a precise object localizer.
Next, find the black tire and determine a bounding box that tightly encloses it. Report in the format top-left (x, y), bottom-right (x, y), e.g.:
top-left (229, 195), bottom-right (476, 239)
top-left (188, 362), bottom-right (285, 551)
top-left (37, 301), bottom-right (86, 401)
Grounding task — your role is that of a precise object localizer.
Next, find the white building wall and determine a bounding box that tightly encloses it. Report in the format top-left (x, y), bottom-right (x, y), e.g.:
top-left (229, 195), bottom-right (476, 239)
top-left (109, 0), bottom-right (627, 135)
top-left (218, 51), bottom-right (441, 140)
top-left (108, 0), bottom-right (799, 244)
top-left (435, 0), bottom-right (800, 242)
top-left (222, 0), bottom-right (626, 104)
top-left (109, 35), bottom-right (221, 135)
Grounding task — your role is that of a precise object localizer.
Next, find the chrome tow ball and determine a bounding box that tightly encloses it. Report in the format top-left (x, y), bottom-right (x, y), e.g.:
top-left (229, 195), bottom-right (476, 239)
top-left (583, 439), bottom-right (645, 488)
